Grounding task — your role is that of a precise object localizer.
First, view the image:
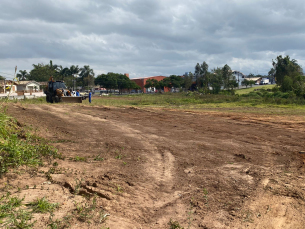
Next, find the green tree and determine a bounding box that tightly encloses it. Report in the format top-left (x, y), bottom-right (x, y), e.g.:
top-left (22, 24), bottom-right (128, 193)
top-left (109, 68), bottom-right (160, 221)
top-left (268, 68), bottom-right (276, 83)
top-left (126, 81), bottom-right (141, 93)
top-left (79, 65), bottom-right (95, 89)
top-left (194, 63), bottom-right (201, 88)
top-left (144, 79), bottom-right (154, 92)
top-left (29, 63), bottom-right (56, 82)
top-left (194, 62), bottom-right (209, 91)
top-left (228, 79), bottom-right (238, 90)
top-left (272, 55), bottom-right (305, 95)
top-left (58, 66), bottom-right (70, 80)
top-left (241, 79), bottom-right (250, 88)
top-left (292, 75), bottom-right (305, 97)
top-left (116, 74), bottom-right (130, 94)
top-left (69, 65), bottom-right (80, 90)
top-left (144, 79), bottom-right (161, 92)
top-left (242, 79), bottom-right (255, 88)
top-left (281, 75), bottom-right (293, 92)
top-left (249, 80), bottom-right (255, 87)
top-left (0, 75), bottom-right (4, 80)
top-left (222, 64), bottom-right (234, 90)
top-left (94, 73), bottom-right (117, 93)
top-left (272, 55), bottom-right (302, 87)
top-left (182, 72), bottom-right (194, 91)
top-left (162, 75), bottom-right (183, 92)
top-left (16, 70), bottom-right (29, 81)
top-left (210, 68), bottom-right (223, 94)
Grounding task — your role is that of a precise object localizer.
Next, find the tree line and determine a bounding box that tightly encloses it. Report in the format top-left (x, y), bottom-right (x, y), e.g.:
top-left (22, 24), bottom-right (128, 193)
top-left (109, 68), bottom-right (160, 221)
top-left (11, 55), bottom-right (305, 97)
top-left (144, 63), bottom-right (239, 94)
top-left (143, 56), bottom-right (304, 97)
top-left (14, 60), bottom-right (140, 92)
top-left (15, 60), bottom-right (95, 90)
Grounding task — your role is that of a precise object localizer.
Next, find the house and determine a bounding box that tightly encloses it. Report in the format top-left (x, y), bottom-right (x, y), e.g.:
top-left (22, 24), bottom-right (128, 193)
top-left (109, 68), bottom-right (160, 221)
top-left (232, 70), bottom-right (246, 86)
top-left (17, 81), bottom-right (41, 92)
top-left (243, 77), bottom-right (262, 85)
top-left (0, 80), bottom-right (18, 93)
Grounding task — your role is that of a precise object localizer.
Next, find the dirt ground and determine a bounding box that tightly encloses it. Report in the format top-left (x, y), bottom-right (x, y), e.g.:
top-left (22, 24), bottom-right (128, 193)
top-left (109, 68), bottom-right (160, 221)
top-left (3, 101), bottom-right (305, 228)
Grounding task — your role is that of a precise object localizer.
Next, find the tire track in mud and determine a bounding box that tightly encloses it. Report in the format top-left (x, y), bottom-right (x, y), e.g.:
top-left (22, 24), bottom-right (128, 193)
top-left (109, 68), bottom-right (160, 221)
top-left (41, 105), bottom-right (175, 189)
top-left (30, 105), bottom-right (182, 225)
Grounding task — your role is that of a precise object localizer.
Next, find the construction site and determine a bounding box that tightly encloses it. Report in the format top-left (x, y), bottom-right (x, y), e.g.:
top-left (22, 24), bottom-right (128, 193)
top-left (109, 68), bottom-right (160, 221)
top-left (0, 98), bottom-right (304, 229)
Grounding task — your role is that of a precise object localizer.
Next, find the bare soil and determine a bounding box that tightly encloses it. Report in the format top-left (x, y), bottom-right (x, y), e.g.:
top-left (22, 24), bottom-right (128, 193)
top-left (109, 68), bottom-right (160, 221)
top-left (3, 102), bottom-right (305, 228)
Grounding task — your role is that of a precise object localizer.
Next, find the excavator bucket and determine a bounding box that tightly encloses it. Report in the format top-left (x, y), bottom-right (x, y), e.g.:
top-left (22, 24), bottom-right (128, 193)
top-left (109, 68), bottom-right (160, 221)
top-left (61, 96), bottom-right (83, 103)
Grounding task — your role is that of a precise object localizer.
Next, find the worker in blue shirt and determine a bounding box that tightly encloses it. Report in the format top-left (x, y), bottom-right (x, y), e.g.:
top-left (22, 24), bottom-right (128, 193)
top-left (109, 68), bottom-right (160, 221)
top-left (76, 90), bottom-right (80, 96)
top-left (89, 91), bottom-right (92, 103)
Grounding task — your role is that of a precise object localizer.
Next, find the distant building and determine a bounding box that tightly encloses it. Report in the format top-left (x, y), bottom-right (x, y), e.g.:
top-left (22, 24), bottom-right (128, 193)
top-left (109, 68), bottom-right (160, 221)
top-left (131, 76), bottom-right (170, 93)
top-left (17, 81), bottom-right (41, 92)
top-left (243, 77), bottom-right (262, 85)
top-left (0, 80), bottom-right (18, 93)
top-left (232, 70), bottom-right (246, 86)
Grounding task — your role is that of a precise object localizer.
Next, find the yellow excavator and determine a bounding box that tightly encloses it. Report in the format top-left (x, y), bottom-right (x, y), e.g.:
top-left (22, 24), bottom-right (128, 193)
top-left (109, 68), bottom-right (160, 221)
top-left (44, 77), bottom-right (86, 103)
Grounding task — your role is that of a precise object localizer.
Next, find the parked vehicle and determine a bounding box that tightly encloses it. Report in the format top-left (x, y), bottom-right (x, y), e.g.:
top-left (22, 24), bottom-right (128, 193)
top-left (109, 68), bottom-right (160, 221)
top-left (261, 78), bottom-right (270, 85)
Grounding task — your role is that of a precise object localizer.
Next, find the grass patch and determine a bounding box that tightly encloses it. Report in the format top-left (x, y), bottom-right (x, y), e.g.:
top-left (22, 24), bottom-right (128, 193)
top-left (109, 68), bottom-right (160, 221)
top-left (0, 193), bottom-right (36, 228)
top-left (235, 85), bottom-right (275, 95)
top-left (0, 193), bottom-right (24, 219)
top-left (0, 106), bottom-right (62, 177)
top-left (4, 209), bottom-right (35, 228)
top-left (26, 197), bottom-right (59, 213)
top-left (73, 196), bottom-right (108, 224)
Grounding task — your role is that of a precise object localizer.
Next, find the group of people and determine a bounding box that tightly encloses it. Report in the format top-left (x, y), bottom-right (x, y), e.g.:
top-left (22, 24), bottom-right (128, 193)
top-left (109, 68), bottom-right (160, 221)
top-left (66, 89), bottom-right (92, 103)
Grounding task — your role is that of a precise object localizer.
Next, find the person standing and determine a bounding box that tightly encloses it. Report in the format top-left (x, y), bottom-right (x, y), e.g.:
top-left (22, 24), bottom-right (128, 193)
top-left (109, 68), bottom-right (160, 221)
top-left (89, 91), bottom-right (92, 103)
top-left (76, 90), bottom-right (80, 96)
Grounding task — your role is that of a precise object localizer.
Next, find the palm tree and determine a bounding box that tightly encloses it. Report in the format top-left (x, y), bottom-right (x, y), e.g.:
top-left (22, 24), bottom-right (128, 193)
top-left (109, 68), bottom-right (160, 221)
top-left (58, 66), bottom-right (70, 80)
top-left (69, 65), bottom-right (80, 76)
top-left (49, 60), bottom-right (59, 71)
top-left (79, 65), bottom-right (95, 89)
top-left (16, 70), bottom-right (29, 81)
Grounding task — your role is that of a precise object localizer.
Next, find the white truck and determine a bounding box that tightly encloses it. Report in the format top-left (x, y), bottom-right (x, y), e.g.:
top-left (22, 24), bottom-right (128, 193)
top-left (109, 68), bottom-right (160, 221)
top-left (260, 78), bottom-right (269, 85)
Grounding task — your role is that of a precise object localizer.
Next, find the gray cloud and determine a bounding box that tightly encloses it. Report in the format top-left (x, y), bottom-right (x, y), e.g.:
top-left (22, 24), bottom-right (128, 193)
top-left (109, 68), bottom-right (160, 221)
top-left (1, 0), bottom-right (305, 79)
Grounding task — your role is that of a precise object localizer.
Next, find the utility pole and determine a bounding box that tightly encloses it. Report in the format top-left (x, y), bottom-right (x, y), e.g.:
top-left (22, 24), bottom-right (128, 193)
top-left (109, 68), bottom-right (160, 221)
top-left (4, 78), bottom-right (5, 94)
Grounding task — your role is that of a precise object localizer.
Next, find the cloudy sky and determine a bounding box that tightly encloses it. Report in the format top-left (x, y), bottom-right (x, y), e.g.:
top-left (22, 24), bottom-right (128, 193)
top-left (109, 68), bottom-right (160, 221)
top-left (1, 0), bottom-right (304, 79)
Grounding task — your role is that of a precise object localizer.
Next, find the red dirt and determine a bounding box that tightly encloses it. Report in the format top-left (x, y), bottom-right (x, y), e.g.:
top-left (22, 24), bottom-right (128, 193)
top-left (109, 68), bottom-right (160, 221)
top-left (3, 102), bottom-right (305, 228)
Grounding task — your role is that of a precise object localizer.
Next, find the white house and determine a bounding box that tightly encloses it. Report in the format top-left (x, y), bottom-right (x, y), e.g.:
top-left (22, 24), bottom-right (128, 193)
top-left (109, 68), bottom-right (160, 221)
top-left (17, 81), bottom-right (41, 92)
top-left (232, 70), bottom-right (247, 86)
